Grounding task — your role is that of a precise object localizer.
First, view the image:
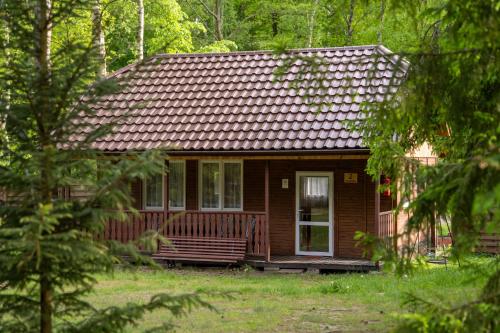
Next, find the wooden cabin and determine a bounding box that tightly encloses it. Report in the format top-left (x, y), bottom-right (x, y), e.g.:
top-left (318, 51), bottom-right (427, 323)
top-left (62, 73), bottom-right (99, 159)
top-left (81, 45), bottom-right (414, 271)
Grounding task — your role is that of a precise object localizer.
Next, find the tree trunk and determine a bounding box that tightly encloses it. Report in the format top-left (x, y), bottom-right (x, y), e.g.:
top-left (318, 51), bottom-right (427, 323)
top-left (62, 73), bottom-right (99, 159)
top-left (34, 0), bottom-right (52, 77)
top-left (1, 16), bottom-right (10, 113)
top-left (307, 0), bottom-right (320, 48)
top-left (40, 276), bottom-right (53, 333)
top-left (271, 11), bottom-right (278, 37)
top-left (35, 0), bottom-right (53, 330)
top-left (92, 1), bottom-right (107, 78)
top-left (34, 0), bottom-right (52, 154)
top-left (196, 0), bottom-right (224, 41)
top-left (35, 2), bottom-right (53, 328)
top-left (345, 0), bottom-right (355, 45)
top-left (377, 0), bottom-right (385, 44)
top-left (137, 0), bottom-right (144, 61)
top-left (214, 0), bottom-right (223, 41)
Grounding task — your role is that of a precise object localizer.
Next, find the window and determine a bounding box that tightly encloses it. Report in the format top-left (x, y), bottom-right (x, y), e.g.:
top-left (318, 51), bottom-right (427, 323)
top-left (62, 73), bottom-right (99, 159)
top-left (201, 162), bottom-right (220, 209)
top-left (168, 161), bottom-right (185, 210)
top-left (144, 173), bottom-right (163, 209)
top-left (224, 162), bottom-right (242, 209)
top-left (199, 161), bottom-right (242, 210)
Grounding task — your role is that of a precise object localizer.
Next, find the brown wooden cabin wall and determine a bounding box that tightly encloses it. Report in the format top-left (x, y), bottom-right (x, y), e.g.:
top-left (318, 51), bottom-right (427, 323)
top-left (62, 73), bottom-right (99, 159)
top-left (127, 157), bottom-right (375, 259)
top-left (243, 160), bottom-right (265, 211)
top-left (380, 195), bottom-right (393, 212)
top-left (185, 160), bottom-right (198, 210)
top-left (267, 159), bottom-right (375, 259)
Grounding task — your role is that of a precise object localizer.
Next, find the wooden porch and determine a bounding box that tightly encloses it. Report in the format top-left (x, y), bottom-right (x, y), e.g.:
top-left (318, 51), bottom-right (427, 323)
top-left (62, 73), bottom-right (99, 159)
top-left (93, 156), bottom-right (401, 270)
top-left (246, 256), bottom-right (377, 272)
top-left (99, 209), bottom-right (396, 271)
top-left (100, 210), bottom-right (269, 258)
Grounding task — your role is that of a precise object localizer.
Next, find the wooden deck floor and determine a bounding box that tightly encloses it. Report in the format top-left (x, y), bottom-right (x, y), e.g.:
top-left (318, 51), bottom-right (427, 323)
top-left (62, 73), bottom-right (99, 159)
top-left (245, 255), bottom-right (378, 272)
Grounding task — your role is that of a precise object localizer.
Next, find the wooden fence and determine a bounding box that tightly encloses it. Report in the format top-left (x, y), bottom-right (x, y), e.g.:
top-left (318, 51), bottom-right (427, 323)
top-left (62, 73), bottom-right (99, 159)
top-left (378, 211), bottom-right (395, 239)
top-left (437, 233), bottom-right (499, 254)
top-left (101, 210), bottom-right (268, 257)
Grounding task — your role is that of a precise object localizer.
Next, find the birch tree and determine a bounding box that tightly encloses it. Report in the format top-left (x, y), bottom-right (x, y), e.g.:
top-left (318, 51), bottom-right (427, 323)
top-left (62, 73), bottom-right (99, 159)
top-left (306, 0), bottom-right (320, 47)
top-left (92, 0), bottom-right (107, 77)
top-left (137, 0), bottom-right (144, 60)
top-left (377, 0), bottom-right (385, 44)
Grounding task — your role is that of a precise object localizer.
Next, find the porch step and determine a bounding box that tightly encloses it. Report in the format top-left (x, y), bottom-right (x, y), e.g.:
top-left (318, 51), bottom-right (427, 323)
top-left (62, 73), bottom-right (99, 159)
top-left (153, 237), bottom-right (247, 263)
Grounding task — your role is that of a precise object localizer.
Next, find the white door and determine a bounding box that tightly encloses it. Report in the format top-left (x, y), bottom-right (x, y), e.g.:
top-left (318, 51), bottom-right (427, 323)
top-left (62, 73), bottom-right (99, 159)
top-left (295, 172), bottom-right (333, 256)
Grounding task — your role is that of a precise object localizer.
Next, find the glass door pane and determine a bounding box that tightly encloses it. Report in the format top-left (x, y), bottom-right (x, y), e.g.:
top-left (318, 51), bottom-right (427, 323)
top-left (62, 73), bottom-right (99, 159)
top-left (296, 173), bottom-right (332, 256)
top-left (299, 225), bottom-right (330, 252)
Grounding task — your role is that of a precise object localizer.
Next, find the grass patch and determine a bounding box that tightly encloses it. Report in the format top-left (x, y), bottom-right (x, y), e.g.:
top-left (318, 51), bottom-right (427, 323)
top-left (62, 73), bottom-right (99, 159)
top-left (87, 259), bottom-right (491, 332)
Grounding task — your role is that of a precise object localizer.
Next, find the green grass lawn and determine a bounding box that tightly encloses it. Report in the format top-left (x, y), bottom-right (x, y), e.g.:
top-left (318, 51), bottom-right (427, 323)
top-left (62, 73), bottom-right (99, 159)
top-left (89, 260), bottom-right (490, 332)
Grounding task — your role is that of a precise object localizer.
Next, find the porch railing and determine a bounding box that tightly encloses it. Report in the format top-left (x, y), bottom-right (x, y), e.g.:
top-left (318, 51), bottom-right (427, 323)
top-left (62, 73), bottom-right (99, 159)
top-left (378, 211), bottom-right (395, 239)
top-left (101, 210), bottom-right (268, 257)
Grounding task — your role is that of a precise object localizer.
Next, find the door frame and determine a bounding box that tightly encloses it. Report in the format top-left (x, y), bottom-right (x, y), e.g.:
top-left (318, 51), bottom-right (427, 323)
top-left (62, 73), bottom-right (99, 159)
top-left (295, 171), bottom-right (334, 256)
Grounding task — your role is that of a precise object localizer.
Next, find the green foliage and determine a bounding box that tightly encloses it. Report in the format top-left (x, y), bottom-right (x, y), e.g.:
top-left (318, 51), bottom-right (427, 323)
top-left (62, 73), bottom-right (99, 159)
top-left (197, 39), bottom-right (237, 53)
top-left (86, 259), bottom-right (491, 332)
top-left (269, 1), bottom-right (499, 332)
top-left (395, 258), bottom-right (500, 333)
top-left (0, 0), bottom-right (208, 332)
top-left (179, 0), bottom-right (420, 52)
top-left (353, 0), bottom-right (500, 331)
top-left (104, 0), bottom-right (203, 71)
top-left (317, 280), bottom-right (351, 294)
top-left (360, 0), bottom-right (499, 260)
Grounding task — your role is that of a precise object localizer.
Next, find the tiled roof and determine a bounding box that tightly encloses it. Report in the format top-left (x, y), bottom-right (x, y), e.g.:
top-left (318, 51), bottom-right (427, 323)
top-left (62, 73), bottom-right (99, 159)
top-left (80, 45), bottom-right (405, 152)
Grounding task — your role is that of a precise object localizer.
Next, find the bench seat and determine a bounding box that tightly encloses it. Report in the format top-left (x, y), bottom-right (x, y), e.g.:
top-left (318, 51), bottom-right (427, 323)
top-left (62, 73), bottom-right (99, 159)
top-left (153, 237), bottom-right (247, 263)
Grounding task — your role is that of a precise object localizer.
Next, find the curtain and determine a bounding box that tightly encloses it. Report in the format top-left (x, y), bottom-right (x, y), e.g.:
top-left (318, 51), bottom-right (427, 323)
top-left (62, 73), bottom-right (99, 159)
top-left (168, 162), bottom-right (184, 208)
top-left (201, 162), bottom-right (220, 208)
top-left (224, 163), bottom-right (241, 209)
top-left (145, 173), bottom-right (163, 208)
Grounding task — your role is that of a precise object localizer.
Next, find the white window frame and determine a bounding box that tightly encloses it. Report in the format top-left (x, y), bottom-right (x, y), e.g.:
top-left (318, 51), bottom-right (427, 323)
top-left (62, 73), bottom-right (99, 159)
top-left (168, 160), bottom-right (186, 211)
top-left (198, 160), bottom-right (243, 211)
top-left (143, 172), bottom-right (164, 211)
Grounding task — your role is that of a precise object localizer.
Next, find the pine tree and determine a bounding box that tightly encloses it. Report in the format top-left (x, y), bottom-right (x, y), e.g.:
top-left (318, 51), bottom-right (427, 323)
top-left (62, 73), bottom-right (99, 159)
top-left (0, 1), bottom-right (209, 332)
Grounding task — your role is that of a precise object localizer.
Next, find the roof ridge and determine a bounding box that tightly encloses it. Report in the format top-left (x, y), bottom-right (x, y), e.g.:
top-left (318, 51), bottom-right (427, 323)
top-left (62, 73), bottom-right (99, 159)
top-left (108, 45), bottom-right (386, 78)
top-left (375, 45), bottom-right (410, 71)
top-left (151, 45), bottom-right (379, 59)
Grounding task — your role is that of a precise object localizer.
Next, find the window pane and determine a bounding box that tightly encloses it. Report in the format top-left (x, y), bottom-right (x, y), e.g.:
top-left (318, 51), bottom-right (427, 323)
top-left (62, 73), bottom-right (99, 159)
top-left (145, 173), bottom-right (163, 208)
top-left (224, 163), bottom-right (241, 209)
top-left (169, 162), bottom-right (184, 208)
top-left (299, 225), bottom-right (329, 252)
top-left (201, 163), bottom-right (220, 208)
top-left (298, 176), bottom-right (329, 222)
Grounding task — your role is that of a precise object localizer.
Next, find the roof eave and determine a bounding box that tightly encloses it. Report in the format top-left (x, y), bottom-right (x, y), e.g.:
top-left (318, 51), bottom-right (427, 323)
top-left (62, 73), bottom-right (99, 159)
top-left (100, 148), bottom-right (371, 156)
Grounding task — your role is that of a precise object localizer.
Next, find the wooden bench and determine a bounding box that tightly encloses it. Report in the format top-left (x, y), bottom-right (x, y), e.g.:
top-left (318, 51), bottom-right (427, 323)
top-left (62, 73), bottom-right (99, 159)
top-left (477, 233), bottom-right (500, 254)
top-left (152, 237), bottom-right (247, 263)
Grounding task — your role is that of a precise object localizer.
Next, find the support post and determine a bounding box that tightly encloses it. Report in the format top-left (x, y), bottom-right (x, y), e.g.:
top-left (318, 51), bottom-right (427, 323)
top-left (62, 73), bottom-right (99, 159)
top-left (264, 160), bottom-right (270, 262)
top-left (164, 159), bottom-right (169, 213)
top-left (162, 160), bottom-right (169, 240)
top-left (430, 208), bottom-right (436, 254)
top-left (374, 175), bottom-right (381, 270)
top-left (375, 175), bottom-right (380, 237)
top-left (393, 180), bottom-right (398, 253)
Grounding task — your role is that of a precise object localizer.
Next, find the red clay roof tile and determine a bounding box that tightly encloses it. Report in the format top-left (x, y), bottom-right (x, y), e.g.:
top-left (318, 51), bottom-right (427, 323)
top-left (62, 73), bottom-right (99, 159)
top-left (77, 45), bottom-right (405, 152)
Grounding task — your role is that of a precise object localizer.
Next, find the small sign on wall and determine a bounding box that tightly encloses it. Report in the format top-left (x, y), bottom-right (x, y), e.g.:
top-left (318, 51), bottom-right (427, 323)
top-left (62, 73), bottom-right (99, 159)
top-left (281, 178), bottom-right (289, 189)
top-left (344, 173), bottom-right (358, 183)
